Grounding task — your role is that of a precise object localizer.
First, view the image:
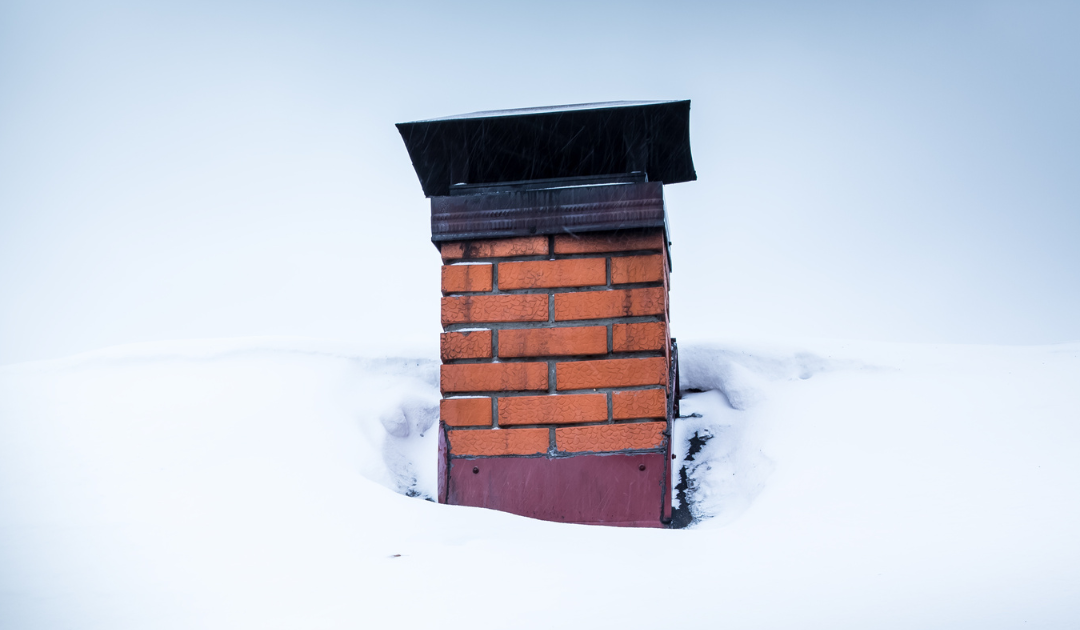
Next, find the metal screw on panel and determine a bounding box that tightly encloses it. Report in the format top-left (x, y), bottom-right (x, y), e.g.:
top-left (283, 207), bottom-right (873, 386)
top-left (638, 464), bottom-right (646, 471)
top-left (473, 466), bottom-right (479, 474)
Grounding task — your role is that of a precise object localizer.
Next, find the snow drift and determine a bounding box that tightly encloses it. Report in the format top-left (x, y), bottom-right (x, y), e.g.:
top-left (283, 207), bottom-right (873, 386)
top-left (1, 337), bottom-right (1078, 629)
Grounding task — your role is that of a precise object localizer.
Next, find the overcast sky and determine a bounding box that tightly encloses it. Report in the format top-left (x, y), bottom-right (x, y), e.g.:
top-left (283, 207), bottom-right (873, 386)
top-left (1, 0), bottom-right (1078, 364)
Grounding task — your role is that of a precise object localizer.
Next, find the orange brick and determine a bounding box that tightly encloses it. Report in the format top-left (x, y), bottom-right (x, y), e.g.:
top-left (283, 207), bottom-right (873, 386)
top-left (442, 294), bottom-right (548, 324)
top-left (556, 422), bottom-right (666, 453)
top-left (498, 394), bottom-right (608, 426)
top-left (556, 357), bottom-right (667, 390)
top-left (554, 230), bottom-right (664, 254)
top-left (498, 258), bottom-right (605, 289)
top-left (611, 255), bottom-right (664, 284)
top-left (499, 326), bottom-right (607, 357)
top-left (612, 322), bottom-right (666, 352)
top-left (553, 287), bottom-right (665, 321)
top-left (441, 362), bottom-right (548, 393)
top-left (441, 237), bottom-right (548, 260)
top-left (613, 389), bottom-right (667, 420)
top-left (441, 330), bottom-right (492, 361)
top-left (448, 428), bottom-right (549, 456)
top-left (442, 264), bottom-right (493, 293)
top-left (441, 397), bottom-right (493, 427)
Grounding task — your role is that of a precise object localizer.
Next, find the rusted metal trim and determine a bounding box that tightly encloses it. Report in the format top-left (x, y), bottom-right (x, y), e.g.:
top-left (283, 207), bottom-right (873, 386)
top-left (449, 173), bottom-right (647, 196)
top-left (431, 182), bottom-right (665, 242)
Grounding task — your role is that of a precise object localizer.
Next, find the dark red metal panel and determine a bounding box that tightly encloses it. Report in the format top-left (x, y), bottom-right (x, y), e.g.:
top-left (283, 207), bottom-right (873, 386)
top-left (437, 424), bottom-right (448, 504)
top-left (663, 441), bottom-right (673, 524)
top-left (664, 338), bottom-right (679, 524)
top-left (448, 452), bottom-right (668, 527)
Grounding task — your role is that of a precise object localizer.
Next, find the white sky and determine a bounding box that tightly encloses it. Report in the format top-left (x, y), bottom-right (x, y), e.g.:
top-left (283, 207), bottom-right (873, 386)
top-left (1, 0), bottom-right (1078, 364)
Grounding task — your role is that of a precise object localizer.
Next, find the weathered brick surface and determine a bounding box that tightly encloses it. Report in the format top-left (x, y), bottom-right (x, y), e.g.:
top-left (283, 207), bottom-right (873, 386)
top-left (448, 428), bottom-right (549, 456)
top-left (441, 362), bottom-right (548, 393)
top-left (612, 389), bottom-right (667, 420)
top-left (554, 231), bottom-right (664, 254)
top-left (442, 294), bottom-right (549, 324)
top-left (555, 422), bottom-right (666, 453)
top-left (441, 237), bottom-right (548, 260)
top-left (441, 397), bottom-right (493, 427)
top-left (554, 287), bottom-right (665, 321)
top-left (556, 357), bottom-right (668, 390)
top-left (441, 330), bottom-right (493, 360)
top-left (611, 255), bottom-right (664, 285)
top-left (612, 322), bottom-right (667, 352)
top-left (498, 258), bottom-right (606, 289)
top-left (498, 394), bottom-right (608, 426)
top-left (498, 326), bottom-right (607, 357)
top-left (438, 228), bottom-right (675, 493)
top-left (442, 264), bottom-right (493, 293)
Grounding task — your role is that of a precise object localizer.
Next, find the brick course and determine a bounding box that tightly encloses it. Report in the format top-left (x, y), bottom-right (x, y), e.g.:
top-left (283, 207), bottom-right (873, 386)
top-left (613, 389), bottom-right (667, 420)
top-left (611, 255), bottom-right (665, 284)
top-left (498, 394), bottom-right (608, 426)
top-left (556, 357), bottom-right (668, 390)
top-left (441, 236), bottom-right (548, 260)
top-left (441, 330), bottom-right (493, 360)
top-left (498, 326), bottom-right (607, 357)
top-left (498, 259), bottom-right (606, 289)
top-left (553, 231), bottom-right (665, 254)
top-left (612, 322), bottom-right (666, 352)
top-left (555, 422), bottom-right (666, 453)
top-left (442, 294), bottom-right (549, 324)
top-left (441, 264), bottom-right (493, 293)
top-left (441, 397), bottom-right (493, 427)
top-left (554, 287), bottom-right (665, 321)
top-left (448, 428), bottom-right (549, 456)
top-left (441, 363), bottom-right (548, 393)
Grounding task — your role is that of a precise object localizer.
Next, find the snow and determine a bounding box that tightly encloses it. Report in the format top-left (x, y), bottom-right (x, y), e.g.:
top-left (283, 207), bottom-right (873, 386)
top-left (1, 337), bottom-right (1078, 628)
top-left (418, 100), bottom-right (675, 121)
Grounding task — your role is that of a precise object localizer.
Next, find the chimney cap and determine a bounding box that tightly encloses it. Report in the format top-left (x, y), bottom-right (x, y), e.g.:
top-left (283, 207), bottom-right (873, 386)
top-left (397, 100), bottom-right (696, 198)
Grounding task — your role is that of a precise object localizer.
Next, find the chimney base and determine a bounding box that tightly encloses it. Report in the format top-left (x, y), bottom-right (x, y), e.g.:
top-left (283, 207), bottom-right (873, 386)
top-left (448, 451), bottom-right (670, 528)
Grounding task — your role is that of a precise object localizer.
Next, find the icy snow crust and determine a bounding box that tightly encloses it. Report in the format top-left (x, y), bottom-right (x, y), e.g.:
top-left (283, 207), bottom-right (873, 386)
top-left (2, 338), bottom-right (1078, 628)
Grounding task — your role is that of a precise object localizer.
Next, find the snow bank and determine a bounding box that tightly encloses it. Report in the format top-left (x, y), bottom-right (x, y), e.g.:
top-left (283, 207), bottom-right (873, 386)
top-left (1, 338), bottom-right (1078, 628)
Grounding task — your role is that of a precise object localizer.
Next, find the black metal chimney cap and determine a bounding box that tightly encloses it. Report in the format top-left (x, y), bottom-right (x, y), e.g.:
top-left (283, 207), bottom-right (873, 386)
top-left (396, 100), bottom-right (696, 198)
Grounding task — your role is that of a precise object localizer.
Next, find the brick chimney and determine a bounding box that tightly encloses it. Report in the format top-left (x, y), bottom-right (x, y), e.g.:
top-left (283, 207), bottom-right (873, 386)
top-left (397, 101), bottom-right (695, 527)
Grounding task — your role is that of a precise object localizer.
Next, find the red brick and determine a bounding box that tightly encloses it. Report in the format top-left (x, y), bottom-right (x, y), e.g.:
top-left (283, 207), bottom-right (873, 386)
top-left (553, 287), bottom-right (665, 321)
top-left (441, 397), bottom-right (493, 427)
top-left (556, 422), bottom-right (666, 453)
top-left (442, 294), bottom-right (548, 324)
top-left (612, 389), bottom-right (667, 420)
top-left (612, 322), bottom-right (666, 352)
top-left (448, 428), bottom-right (549, 456)
top-left (441, 237), bottom-right (548, 260)
top-left (611, 255), bottom-right (664, 284)
top-left (556, 357), bottom-right (667, 390)
top-left (441, 330), bottom-right (492, 361)
top-left (554, 230), bottom-right (664, 254)
top-left (498, 326), bottom-right (607, 357)
top-left (498, 394), bottom-right (608, 426)
top-left (441, 362), bottom-right (548, 393)
top-left (442, 264), bottom-right (493, 293)
top-left (498, 258), bottom-right (605, 289)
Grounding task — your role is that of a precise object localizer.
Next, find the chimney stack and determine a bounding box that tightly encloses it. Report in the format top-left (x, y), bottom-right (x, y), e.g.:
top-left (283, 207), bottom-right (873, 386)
top-left (398, 101), bottom-right (695, 527)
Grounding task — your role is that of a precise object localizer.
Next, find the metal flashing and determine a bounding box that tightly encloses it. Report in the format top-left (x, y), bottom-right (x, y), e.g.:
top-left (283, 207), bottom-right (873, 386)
top-left (431, 181), bottom-right (666, 243)
top-left (398, 100), bottom-right (695, 198)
